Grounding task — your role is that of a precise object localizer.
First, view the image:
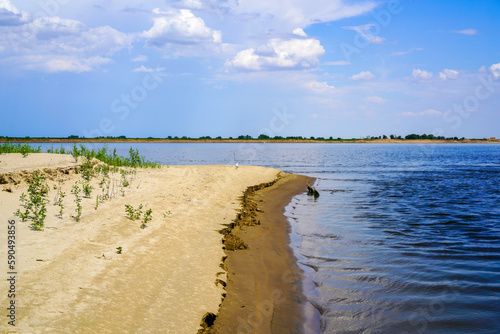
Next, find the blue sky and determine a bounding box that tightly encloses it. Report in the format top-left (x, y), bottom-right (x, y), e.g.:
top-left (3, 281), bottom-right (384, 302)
top-left (1, 0), bottom-right (499, 138)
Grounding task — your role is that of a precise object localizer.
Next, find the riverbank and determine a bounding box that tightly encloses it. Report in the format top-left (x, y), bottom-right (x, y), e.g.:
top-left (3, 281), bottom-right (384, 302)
top-left (0, 153), bottom-right (305, 333)
top-left (211, 172), bottom-right (317, 333)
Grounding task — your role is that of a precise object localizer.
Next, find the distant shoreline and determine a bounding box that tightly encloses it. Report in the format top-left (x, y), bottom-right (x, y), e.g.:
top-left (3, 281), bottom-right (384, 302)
top-left (1, 138), bottom-right (499, 144)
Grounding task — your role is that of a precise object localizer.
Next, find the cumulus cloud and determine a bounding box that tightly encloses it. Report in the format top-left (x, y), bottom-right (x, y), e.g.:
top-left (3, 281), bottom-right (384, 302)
top-left (402, 109), bottom-right (442, 116)
top-left (142, 9), bottom-right (222, 46)
top-left (0, 2), bottom-right (131, 72)
top-left (412, 69), bottom-right (433, 80)
top-left (454, 29), bottom-right (478, 35)
top-left (439, 68), bottom-right (459, 80)
top-left (227, 34), bottom-right (325, 71)
top-left (490, 63), bottom-right (500, 79)
top-left (0, 0), bottom-right (32, 26)
top-left (292, 28), bottom-right (307, 37)
top-left (350, 71), bottom-right (375, 81)
top-left (343, 24), bottom-right (386, 44)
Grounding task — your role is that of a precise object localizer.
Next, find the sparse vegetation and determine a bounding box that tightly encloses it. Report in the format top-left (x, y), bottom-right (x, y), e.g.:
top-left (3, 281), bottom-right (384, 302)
top-left (81, 156), bottom-right (97, 180)
top-left (68, 144), bottom-right (160, 168)
top-left (141, 209), bottom-right (153, 229)
top-left (57, 191), bottom-right (66, 218)
top-left (125, 204), bottom-right (143, 220)
top-left (120, 169), bottom-right (130, 187)
top-left (13, 171), bottom-right (49, 230)
top-left (4, 144), bottom-right (169, 232)
top-left (81, 180), bottom-right (93, 198)
top-left (1, 142), bottom-right (160, 167)
top-left (71, 183), bottom-right (82, 222)
top-left (0, 142), bottom-right (41, 156)
top-left (95, 195), bottom-right (103, 210)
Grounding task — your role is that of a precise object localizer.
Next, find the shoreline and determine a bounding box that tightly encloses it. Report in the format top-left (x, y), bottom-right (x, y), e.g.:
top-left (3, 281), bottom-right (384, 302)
top-left (211, 172), bottom-right (317, 333)
top-left (0, 154), bottom-right (289, 333)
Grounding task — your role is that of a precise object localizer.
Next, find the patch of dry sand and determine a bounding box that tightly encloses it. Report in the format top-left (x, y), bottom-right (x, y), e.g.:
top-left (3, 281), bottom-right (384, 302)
top-left (0, 154), bottom-right (280, 333)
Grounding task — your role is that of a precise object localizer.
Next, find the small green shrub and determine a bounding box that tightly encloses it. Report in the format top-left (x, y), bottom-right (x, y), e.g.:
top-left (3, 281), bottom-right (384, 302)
top-left (71, 143), bottom-right (80, 162)
top-left (57, 191), bottom-right (66, 218)
top-left (81, 180), bottom-right (93, 198)
top-left (120, 169), bottom-right (130, 187)
top-left (125, 204), bottom-right (143, 220)
top-left (95, 195), bottom-right (103, 210)
top-left (13, 171), bottom-right (49, 230)
top-left (71, 183), bottom-right (82, 222)
top-left (141, 209), bottom-right (152, 229)
top-left (81, 157), bottom-right (96, 180)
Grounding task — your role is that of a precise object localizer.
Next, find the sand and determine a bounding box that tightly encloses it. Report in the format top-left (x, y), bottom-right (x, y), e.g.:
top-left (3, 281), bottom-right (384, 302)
top-left (0, 153), bottom-right (295, 333)
top-left (212, 173), bottom-right (316, 333)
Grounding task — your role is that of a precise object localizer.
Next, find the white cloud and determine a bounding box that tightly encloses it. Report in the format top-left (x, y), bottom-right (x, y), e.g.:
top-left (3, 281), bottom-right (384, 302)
top-left (0, 3), bottom-right (131, 72)
top-left (303, 80), bottom-right (336, 94)
top-left (455, 29), bottom-right (478, 35)
top-left (0, 0), bottom-right (32, 26)
top-left (234, 0), bottom-right (377, 31)
top-left (323, 60), bottom-right (350, 66)
top-left (227, 35), bottom-right (325, 71)
top-left (132, 55), bottom-right (148, 62)
top-left (133, 65), bottom-right (166, 73)
top-left (412, 69), bottom-right (433, 80)
top-left (173, 0), bottom-right (204, 10)
top-left (343, 24), bottom-right (386, 44)
top-left (350, 71), bottom-right (375, 81)
top-left (365, 96), bottom-right (386, 104)
top-left (490, 63), bottom-right (500, 79)
top-left (402, 109), bottom-right (442, 116)
top-left (391, 47), bottom-right (423, 56)
top-left (292, 28), bottom-right (307, 37)
top-left (142, 9), bottom-right (222, 46)
top-left (17, 55), bottom-right (112, 73)
top-left (439, 68), bottom-right (459, 80)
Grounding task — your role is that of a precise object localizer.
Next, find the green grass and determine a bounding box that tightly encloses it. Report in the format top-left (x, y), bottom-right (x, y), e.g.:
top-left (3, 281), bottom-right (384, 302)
top-left (0, 143), bottom-right (41, 156)
top-left (1, 142), bottom-right (161, 168)
top-left (70, 144), bottom-right (161, 168)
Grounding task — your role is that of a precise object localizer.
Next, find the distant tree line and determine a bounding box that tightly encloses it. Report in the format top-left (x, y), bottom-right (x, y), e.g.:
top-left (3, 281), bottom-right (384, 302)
top-left (0, 134), bottom-right (485, 141)
top-left (403, 134), bottom-right (464, 140)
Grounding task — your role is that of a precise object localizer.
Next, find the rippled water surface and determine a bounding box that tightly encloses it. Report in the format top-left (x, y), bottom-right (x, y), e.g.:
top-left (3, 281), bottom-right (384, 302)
top-left (39, 143), bottom-right (500, 333)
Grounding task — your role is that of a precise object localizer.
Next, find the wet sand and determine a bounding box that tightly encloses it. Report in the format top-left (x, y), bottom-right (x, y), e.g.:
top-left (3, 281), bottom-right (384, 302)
top-left (212, 173), bottom-right (316, 333)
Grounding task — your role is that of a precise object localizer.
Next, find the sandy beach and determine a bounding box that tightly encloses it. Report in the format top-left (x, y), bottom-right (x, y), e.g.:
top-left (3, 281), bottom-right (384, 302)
top-left (0, 153), bottom-right (312, 333)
